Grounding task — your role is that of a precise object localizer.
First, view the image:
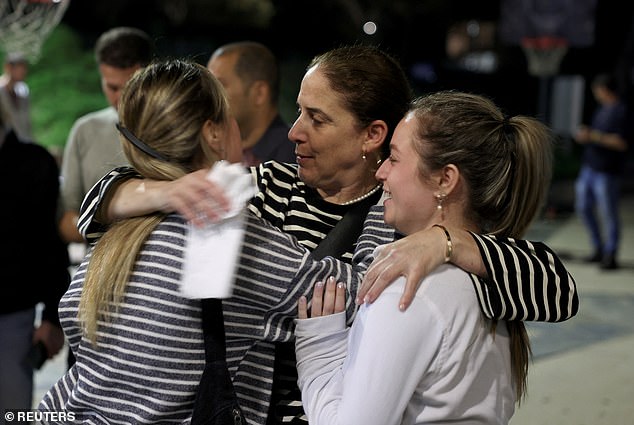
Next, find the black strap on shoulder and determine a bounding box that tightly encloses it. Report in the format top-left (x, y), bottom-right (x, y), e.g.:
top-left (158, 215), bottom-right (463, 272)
top-left (193, 188), bottom-right (381, 424)
top-left (310, 189), bottom-right (382, 261)
top-left (192, 298), bottom-right (244, 425)
top-left (266, 189), bottom-right (381, 423)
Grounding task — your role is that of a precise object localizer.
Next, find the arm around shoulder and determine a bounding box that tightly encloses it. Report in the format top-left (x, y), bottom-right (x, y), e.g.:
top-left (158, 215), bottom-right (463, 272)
top-left (469, 233), bottom-right (578, 322)
top-left (77, 166), bottom-right (139, 241)
top-left (358, 224), bottom-right (578, 322)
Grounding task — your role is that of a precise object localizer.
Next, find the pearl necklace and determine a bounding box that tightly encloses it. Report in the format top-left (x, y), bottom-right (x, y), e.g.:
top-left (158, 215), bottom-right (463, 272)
top-left (340, 184), bottom-right (383, 205)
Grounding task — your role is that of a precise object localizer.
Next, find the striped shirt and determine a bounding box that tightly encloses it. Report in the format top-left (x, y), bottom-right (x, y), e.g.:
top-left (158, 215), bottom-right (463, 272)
top-left (39, 216), bottom-right (207, 423)
top-left (76, 161), bottom-right (579, 425)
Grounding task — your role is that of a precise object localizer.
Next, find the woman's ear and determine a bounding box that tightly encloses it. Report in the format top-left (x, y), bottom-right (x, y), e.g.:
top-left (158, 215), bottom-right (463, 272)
top-left (202, 119), bottom-right (223, 157)
top-left (202, 117), bottom-right (243, 164)
top-left (438, 164), bottom-right (460, 195)
top-left (363, 119), bottom-right (389, 155)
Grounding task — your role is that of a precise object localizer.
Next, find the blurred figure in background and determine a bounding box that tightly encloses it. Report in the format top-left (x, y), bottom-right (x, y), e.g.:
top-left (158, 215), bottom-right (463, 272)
top-left (58, 26), bottom-right (153, 245)
top-left (57, 26), bottom-right (153, 370)
top-left (0, 52), bottom-right (33, 141)
top-left (208, 41), bottom-right (295, 166)
top-left (0, 92), bottom-right (69, 418)
top-left (574, 72), bottom-right (631, 270)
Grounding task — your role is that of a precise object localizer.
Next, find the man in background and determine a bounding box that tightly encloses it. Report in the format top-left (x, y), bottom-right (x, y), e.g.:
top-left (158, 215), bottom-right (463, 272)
top-left (208, 41), bottom-right (295, 166)
top-left (0, 52), bottom-right (32, 141)
top-left (574, 72), bottom-right (631, 270)
top-left (58, 27), bottom-right (153, 369)
top-left (0, 93), bottom-right (69, 417)
top-left (58, 27), bottom-right (153, 245)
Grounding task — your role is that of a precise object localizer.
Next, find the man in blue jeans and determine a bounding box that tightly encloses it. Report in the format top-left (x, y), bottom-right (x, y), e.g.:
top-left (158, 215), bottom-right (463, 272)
top-left (574, 73), bottom-right (631, 270)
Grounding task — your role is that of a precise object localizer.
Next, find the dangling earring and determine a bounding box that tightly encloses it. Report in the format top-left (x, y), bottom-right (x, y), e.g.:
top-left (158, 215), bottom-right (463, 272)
top-left (362, 148), bottom-right (367, 162)
top-left (436, 192), bottom-right (446, 220)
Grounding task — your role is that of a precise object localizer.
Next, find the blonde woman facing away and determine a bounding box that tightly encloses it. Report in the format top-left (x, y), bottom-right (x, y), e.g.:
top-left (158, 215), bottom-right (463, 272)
top-left (296, 91), bottom-right (554, 425)
top-left (38, 59), bottom-right (243, 423)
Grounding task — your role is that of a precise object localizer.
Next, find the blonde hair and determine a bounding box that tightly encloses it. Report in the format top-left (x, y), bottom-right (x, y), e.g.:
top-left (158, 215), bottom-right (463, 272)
top-left (79, 59), bottom-right (229, 344)
top-left (409, 91), bottom-right (555, 402)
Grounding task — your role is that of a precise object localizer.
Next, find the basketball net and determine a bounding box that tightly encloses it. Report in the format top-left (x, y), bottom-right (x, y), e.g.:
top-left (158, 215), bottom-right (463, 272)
top-left (0, 0), bottom-right (71, 62)
top-left (521, 36), bottom-right (569, 78)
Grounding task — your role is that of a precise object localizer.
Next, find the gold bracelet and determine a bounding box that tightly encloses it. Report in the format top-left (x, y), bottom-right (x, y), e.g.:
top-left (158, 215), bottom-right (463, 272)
top-left (432, 224), bottom-right (453, 263)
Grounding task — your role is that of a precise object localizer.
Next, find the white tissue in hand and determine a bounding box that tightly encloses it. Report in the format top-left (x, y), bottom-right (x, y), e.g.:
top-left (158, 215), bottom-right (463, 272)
top-left (207, 160), bottom-right (257, 219)
top-left (181, 161), bottom-right (256, 299)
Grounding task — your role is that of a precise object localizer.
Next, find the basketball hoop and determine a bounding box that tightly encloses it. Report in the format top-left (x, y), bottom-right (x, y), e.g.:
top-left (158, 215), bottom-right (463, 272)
top-left (0, 0), bottom-right (71, 62)
top-left (521, 36), bottom-right (569, 78)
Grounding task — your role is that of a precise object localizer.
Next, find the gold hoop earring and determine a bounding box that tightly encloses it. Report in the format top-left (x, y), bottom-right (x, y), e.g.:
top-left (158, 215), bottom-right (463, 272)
top-left (436, 192), bottom-right (446, 220)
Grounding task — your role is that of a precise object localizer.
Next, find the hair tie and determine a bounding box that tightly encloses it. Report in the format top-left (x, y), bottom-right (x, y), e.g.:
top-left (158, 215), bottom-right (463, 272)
top-left (116, 123), bottom-right (168, 162)
top-left (501, 115), bottom-right (514, 140)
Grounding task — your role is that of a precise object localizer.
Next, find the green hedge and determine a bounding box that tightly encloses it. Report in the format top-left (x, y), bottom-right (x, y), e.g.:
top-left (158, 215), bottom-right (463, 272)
top-left (27, 25), bottom-right (106, 158)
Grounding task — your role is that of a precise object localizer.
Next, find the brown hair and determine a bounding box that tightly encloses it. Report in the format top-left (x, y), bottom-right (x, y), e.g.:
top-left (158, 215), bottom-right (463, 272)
top-left (410, 91), bottom-right (553, 238)
top-left (95, 26), bottom-right (154, 68)
top-left (308, 45), bottom-right (413, 158)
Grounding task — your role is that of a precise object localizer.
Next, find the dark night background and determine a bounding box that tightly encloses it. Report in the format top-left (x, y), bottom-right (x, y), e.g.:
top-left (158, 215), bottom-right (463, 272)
top-left (57, 0), bottom-right (634, 120)
top-left (4, 0), bottom-right (634, 191)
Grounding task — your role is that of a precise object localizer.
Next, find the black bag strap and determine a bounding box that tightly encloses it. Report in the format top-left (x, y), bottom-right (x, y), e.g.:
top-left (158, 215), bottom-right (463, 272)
top-left (192, 298), bottom-right (244, 425)
top-left (268, 189), bottom-right (381, 423)
top-left (193, 188), bottom-right (380, 424)
top-left (310, 189), bottom-right (381, 261)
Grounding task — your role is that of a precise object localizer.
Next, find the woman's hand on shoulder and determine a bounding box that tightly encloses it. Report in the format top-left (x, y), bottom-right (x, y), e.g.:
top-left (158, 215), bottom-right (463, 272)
top-left (357, 227), bottom-right (446, 311)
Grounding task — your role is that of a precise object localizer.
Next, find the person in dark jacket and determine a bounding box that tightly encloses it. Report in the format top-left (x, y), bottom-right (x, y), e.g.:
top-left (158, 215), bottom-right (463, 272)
top-left (574, 72), bottom-right (631, 269)
top-left (0, 100), bottom-right (70, 413)
top-left (207, 41), bottom-right (295, 166)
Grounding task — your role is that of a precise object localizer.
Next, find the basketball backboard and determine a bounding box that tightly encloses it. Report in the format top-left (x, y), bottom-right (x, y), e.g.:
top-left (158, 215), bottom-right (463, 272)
top-left (498, 0), bottom-right (597, 48)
